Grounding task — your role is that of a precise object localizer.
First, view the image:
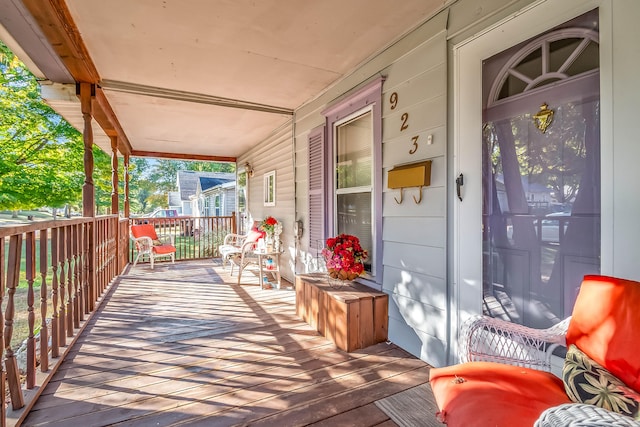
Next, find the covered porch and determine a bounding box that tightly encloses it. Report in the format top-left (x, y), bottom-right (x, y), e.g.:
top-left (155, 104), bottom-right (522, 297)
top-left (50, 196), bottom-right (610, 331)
top-left (17, 260), bottom-right (437, 426)
top-left (3, 0), bottom-right (640, 425)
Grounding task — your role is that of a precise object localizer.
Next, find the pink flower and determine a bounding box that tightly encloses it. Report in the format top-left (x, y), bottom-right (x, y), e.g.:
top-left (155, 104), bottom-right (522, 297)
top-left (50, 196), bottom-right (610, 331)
top-left (323, 234), bottom-right (368, 278)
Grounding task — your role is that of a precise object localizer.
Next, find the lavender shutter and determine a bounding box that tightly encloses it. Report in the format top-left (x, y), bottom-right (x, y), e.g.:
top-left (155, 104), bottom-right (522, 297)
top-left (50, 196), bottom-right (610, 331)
top-left (308, 125), bottom-right (326, 255)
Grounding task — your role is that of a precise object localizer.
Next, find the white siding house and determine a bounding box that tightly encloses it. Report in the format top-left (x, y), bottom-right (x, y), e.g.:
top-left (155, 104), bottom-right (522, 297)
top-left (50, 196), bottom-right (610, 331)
top-left (7, 0), bottom-right (638, 371)
top-left (238, 123), bottom-right (295, 285)
top-left (244, 0), bottom-right (640, 368)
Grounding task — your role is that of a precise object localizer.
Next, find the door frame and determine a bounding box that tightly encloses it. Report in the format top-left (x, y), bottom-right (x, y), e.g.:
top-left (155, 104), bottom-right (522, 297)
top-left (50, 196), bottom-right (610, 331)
top-left (450, 0), bottom-right (609, 363)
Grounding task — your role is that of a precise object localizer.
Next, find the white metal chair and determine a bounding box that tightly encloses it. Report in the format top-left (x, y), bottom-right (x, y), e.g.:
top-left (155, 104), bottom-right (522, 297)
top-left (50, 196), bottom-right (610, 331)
top-left (218, 225), bottom-right (265, 284)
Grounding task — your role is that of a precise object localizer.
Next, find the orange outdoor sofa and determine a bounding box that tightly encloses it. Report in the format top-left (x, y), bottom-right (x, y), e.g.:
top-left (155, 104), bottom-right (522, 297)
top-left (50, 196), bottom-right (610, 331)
top-left (429, 275), bottom-right (640, 426)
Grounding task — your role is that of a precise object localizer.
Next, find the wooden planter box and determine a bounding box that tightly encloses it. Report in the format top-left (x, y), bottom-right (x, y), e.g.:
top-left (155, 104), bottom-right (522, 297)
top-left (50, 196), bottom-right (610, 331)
top-left (295, 274), bottom-right (388, 352)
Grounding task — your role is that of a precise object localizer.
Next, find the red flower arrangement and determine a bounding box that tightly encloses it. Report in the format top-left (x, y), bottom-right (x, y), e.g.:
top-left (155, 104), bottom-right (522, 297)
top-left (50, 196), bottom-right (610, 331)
top-left (321, 234), bottom-right (368, 280)
top-left (260, 216), bottom-right (278, 234)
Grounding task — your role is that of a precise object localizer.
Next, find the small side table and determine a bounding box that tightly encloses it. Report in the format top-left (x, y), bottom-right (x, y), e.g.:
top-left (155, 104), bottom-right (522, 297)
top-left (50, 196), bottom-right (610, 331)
top-left (255, 251), bottom-right (281, 289)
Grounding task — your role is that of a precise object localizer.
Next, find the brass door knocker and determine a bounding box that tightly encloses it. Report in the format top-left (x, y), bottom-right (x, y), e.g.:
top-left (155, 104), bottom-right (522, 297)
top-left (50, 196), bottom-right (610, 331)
top-left (533, 103), bottom-right (554, 133)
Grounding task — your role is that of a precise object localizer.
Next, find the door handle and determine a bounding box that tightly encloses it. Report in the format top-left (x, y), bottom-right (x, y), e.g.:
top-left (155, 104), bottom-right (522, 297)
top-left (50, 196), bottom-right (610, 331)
top-left (456, 174), bottom-right (464, 201)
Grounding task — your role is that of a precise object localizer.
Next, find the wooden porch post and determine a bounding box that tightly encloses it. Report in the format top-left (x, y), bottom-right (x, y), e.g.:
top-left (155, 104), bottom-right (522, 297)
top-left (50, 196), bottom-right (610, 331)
top-left (80, 82), bottom-right (95, 218)
top-left (232, 211), bottom-right (237, 234)
top-left (124, 154), bottom-right (131, 218)
top-left (80, 82), bottom-right (96, 315)
top-left (110, 135), bottom-right (120, 215)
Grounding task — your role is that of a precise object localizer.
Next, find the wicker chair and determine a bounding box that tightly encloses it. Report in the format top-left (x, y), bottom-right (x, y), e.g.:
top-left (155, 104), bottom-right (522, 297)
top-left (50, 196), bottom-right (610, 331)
top-left (535, 403), bottom-right (640, 427)
top-left (130, 224), bottom-right (176, 269)
top-left (460, 314), bottom-right (571, 372)
top-left (430, 275), bottom-right (640, 426)
top-left (218, 222), bottom-right (265, 284)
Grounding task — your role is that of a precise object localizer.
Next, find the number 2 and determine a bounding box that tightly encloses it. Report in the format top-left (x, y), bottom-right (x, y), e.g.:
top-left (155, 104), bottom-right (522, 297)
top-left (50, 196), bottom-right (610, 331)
top-left (400, 113), bottom-right (409, 131)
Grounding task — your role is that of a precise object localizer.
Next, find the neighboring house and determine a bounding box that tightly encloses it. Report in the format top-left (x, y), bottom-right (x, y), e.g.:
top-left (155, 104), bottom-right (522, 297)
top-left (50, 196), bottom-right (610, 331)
top-left (176, 171), bottom-right (234, 216)
top-left (167, 191), bottom-right (181, 214)
top-left (188, 174), bottom-right (236, 235)
top-left (202, 180), bottom-right (236, 217)
top-left (237, 0), bottom-right (639, 369)
top-left (190, 176), bottom-right (236, 218)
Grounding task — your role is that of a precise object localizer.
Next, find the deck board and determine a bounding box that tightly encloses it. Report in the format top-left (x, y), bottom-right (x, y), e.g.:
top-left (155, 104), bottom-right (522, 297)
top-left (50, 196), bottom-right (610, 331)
top-left (22, 260), bottom-right (439, 427)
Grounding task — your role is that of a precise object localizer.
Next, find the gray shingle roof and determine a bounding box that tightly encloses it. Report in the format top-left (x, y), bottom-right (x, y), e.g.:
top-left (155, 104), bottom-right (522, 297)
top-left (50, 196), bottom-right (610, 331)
top-left (177, 171), bottom-right (235, 201)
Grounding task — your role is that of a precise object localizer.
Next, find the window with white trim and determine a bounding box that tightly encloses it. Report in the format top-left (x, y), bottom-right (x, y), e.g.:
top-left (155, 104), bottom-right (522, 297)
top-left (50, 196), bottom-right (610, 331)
top-left (316, 77), bottom-right (384, 281)
top-left (214, 193), bottom-right (221, 216)
top-left (335, 109), bottom-right (373, 273)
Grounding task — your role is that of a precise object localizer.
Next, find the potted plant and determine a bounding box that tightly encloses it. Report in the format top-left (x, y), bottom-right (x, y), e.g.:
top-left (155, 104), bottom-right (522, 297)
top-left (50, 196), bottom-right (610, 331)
top-left (260, 216), bottom-right (279, 251)
top-left (321, 234), bottom-right (368, 281)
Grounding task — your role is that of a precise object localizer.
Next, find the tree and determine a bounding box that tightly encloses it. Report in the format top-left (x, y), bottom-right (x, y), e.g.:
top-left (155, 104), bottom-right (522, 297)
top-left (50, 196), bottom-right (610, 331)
top-left (0, 40), bottom-right (111, 212)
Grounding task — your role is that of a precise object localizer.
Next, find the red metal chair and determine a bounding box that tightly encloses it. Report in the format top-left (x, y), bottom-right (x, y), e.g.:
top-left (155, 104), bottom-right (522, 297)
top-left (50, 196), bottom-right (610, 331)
top-left (130, 224), bottom-right (176, 269)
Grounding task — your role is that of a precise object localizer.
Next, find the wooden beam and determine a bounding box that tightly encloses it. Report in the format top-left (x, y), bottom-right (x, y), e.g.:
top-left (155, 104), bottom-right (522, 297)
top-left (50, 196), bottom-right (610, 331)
top-left (22, 0), bottom-right (100, 83)
top-left (22, 0), bottom-right (134, 157)
top-left (131, 150), bottom-right (236, 163)
top-left (95, 88), bottom-right (132, 155)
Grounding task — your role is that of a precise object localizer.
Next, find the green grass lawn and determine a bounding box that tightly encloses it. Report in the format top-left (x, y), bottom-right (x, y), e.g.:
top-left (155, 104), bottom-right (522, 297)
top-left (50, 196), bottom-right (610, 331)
top-left (0, 209), bottom-right (55, 224)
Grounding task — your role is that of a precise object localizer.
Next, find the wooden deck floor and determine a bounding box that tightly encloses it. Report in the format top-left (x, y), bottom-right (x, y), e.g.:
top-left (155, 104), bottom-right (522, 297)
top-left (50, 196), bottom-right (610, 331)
top-left (22, 260), bottom-right (439, 427)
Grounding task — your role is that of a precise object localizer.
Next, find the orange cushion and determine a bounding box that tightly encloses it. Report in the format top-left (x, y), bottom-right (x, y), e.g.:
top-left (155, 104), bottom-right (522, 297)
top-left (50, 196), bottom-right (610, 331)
top-left (429, 362), bottom-right (571, 426)
top-left (131, 224), bottom-right (158, 240)
top-left (152, 244), bottom-right (176, 255)
top-left (566, 275), bottom-right (640, 393)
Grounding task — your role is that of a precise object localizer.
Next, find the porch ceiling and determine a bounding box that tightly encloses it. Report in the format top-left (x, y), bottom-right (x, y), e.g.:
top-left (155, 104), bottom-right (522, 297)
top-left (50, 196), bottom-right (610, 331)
top-left (1, 0), bottom-right (447, 160)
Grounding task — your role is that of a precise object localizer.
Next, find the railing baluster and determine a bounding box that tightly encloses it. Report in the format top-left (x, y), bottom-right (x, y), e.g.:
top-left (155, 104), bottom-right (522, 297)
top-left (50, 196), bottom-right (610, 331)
top-left (97, 220), bottom-right (103, 295)
top-left (75, 222), bottom-right (83, 323)
top-left (73, 224), bottom-right (81, 327)
top-left (26, 231), bottom-right (36, 389)
top-left (0, 236), bottom-right (6, 423)
top-left (88, 221), bottom-right (95, 313)
top-left (66, 225), bottom-right (73, 337)
top-left (50, 228), bottom-right (59, 358)
top-left (83, 223), bottom-right (90, 314)
top-left (39, 228), bottom-right (49, 372)
top-left (5, 234), bottom-right (25, 409)
top-left (58, 227), bottom-right (66, 347)
top-left (102, 220), bottom-right (107, 287)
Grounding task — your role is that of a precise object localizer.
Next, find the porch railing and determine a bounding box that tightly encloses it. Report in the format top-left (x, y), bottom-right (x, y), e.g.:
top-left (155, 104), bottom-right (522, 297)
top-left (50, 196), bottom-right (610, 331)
top-left (0, 214), bottom-right (235, 426)
top-left (129, 214), bottom-right (236, 263)
top-left (0, 215), bottom-right (127, 427)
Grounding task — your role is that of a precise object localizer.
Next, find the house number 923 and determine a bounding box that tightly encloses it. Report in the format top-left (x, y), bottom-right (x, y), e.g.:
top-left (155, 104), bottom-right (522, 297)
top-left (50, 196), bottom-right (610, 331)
top-left (390, 91), bottom-right (419, 155)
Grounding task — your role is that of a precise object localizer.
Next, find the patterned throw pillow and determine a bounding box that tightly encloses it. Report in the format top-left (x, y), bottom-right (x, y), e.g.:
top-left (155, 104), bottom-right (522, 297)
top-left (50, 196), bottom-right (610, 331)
top-left (152, 239), bottom-right (163, 246)
top-left (563, 344), bottom-right (640, 420)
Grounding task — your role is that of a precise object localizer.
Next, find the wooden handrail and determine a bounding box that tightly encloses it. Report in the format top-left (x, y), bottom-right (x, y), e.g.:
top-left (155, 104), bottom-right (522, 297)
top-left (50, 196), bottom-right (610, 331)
top-left (0, 216), bottom-right (99, 238)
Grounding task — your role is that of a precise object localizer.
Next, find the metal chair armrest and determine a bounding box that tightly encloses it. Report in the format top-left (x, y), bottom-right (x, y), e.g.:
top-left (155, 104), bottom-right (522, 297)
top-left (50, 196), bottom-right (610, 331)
top-left (460, 315), bottom-right (570, 372)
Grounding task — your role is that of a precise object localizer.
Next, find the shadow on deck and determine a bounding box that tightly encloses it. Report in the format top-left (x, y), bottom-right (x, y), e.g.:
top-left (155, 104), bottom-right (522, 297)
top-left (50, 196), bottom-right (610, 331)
top-left (21, 259), bottom-right (440, 427)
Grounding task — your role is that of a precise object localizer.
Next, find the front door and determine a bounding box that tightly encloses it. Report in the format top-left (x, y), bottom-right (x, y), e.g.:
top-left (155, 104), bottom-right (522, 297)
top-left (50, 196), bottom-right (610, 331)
top-left (453, 1), bottom-right (602, 354)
